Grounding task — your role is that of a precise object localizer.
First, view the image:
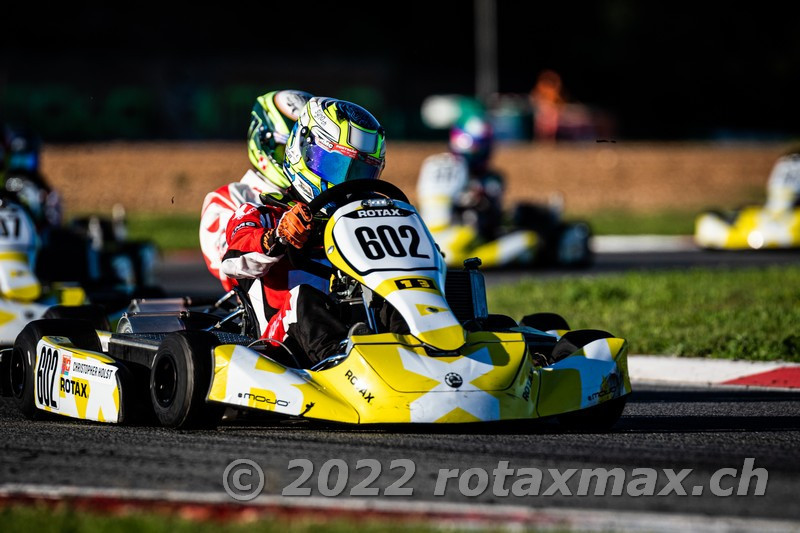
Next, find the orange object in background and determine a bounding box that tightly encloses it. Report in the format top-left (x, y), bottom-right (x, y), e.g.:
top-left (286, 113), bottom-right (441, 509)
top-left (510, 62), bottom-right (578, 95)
top-left (529, 70), bottom-right (609, 142)
top-left (530, 70), bottom-right (565, 142)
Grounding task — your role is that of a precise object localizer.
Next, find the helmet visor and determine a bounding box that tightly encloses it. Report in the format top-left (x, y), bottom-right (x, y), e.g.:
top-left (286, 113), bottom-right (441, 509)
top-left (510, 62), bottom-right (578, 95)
top-left (301, 141), bottom-right (382, 185)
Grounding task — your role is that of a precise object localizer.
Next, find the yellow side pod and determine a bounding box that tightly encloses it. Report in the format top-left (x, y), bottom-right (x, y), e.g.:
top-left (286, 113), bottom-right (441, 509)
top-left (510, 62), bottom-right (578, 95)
top-left (207, 333), bottom-right (630, 425)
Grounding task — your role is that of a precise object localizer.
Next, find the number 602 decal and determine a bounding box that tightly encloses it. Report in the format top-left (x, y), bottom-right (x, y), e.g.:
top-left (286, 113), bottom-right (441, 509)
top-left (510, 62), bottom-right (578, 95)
top-left (354, 225), bottom-right (429, 260)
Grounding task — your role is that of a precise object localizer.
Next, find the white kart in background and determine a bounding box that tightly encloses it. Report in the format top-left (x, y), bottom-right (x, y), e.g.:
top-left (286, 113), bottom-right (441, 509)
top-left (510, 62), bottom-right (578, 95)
top-left (0, 197), bottom-right (88, 346)
top-left (416, 153), bottom-right (592, 268)
top-left (695, 152), bottom-right (800, 250)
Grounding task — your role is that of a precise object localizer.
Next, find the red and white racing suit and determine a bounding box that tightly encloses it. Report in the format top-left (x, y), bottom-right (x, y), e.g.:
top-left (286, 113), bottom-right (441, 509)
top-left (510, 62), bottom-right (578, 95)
top-left (220, 200), bottom-right (346, 365)
top-left (199, 170), bottom-right (284, 290)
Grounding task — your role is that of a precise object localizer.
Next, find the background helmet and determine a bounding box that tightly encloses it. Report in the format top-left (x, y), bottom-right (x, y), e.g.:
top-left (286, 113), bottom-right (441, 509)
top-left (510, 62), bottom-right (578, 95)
top-left (0, 125), bottom-right (7, 174)
top-left (5, 127), bottom-right (41, 173)
top-left (284, 97), bottom-right (386, 203)
top-left (765, 149), bottom-right (800, 211)
top-left (449, 115), bottom-right (493, 172)
top-left (248, 90), bottom-right (312, 189)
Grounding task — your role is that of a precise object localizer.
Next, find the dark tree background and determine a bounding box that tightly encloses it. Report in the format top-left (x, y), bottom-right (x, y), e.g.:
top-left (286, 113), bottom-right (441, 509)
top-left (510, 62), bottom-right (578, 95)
top-left (1, 1), bottom-right (797, 140)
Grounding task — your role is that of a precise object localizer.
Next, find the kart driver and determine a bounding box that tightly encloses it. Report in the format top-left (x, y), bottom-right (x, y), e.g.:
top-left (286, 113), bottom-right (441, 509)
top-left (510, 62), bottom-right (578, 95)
top-left (220, 97), bottom-right (386, 367)
top-left (1, 127), bottom-right (62, 230)
top-left (200, 90), bottom-right (313, 291)
top-left (417, 115), bottom-right (504, 242)
top-left (448, 115), bottom-right (504, 241)
top-left (765, 150), bottom-right (800, 212)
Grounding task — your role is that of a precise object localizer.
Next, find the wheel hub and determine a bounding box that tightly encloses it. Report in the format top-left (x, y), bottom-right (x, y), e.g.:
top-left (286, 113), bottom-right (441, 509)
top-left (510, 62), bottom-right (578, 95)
top-left (153, 355), bottom-right (178, 408)
top-left (10, 349), bottom-right (26, 400)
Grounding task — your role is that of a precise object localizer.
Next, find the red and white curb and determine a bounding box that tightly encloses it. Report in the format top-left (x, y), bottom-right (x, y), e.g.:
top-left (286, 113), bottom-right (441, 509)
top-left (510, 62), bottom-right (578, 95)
top-left (0, 484), bottom-right (797, 533)
top-left (629, 355), bottom-right (800, 390)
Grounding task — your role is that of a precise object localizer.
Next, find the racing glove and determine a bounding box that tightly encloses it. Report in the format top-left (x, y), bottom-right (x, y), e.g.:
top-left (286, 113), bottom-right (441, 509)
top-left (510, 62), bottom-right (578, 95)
top-left (275, 202), bottom-right (313, 249)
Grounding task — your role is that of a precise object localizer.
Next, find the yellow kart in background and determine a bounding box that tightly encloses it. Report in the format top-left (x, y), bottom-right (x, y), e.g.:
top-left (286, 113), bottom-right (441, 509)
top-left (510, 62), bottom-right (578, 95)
top-left (7, 180), bottom-right (629, 429)
top-left (695, 206), bottom-right (800, 250)
top-left (695, 152), bottom-right (800, 250)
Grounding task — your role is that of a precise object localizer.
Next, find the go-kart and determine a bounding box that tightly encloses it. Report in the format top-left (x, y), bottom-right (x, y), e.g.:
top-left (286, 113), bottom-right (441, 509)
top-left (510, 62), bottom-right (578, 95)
top-left (694, 206), bottom-right (800, 250)
top-left (416, 153), bottom-right (592, 268)
top-left (695, 153), bottom-right (800, 250)
top-left (0, 198), bottom-right (94, 346)
top-left (2, 166), bottom-right (159, 292)
top-left (0, 195), bottom-right (161, 342)
top-left (38, 208), bottom-right (160, 293)
top-left (5, 180), bottom-right (629, 428)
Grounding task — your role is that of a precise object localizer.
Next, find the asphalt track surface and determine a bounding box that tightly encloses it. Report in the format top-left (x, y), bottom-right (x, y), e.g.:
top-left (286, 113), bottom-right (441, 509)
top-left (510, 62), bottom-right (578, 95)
top-left (2, 249), bottom-right (800, 524)
top-left (1, 386), bottom-right (799, 521)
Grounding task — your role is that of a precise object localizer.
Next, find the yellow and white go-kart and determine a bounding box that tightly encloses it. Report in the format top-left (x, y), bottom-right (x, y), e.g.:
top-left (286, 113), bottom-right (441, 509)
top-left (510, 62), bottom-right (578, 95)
top-left (695, 153), bottom-right (800, 250)
top-left (7, 180), bottom-right (630, 429)
top-left (695, 206), bottom-right (800, 250)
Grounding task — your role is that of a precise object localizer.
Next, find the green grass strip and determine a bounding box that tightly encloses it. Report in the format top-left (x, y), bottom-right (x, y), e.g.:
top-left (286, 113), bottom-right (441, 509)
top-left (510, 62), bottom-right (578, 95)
top-left (579, 209), bottom-right (698, 236)
top-left (488, 265), bottom-right (800, 361)
top-left (125, 213), bottom-right (200, 251)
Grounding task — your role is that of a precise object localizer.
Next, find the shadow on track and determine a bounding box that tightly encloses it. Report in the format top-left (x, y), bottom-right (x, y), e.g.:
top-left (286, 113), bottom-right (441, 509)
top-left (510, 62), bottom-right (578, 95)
top-left (615, 415), bottom-right (800, 433)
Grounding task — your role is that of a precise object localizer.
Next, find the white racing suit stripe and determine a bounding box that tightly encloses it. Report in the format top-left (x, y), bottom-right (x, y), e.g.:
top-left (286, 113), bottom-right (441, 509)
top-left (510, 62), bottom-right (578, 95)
top-left (220, 252), bottom-right (283, 280)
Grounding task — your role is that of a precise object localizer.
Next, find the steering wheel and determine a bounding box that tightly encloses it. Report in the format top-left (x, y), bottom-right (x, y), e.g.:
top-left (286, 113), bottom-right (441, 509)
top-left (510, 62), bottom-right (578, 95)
top-left (306, 179), bottom-right (409, 215)
top-left (287, 179), bottom-right (410, 275)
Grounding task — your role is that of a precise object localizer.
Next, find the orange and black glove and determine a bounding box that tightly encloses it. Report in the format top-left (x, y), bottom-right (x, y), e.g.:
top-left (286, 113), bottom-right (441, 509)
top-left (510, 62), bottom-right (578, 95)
top-left (275, 202), bottom-right (313, 249)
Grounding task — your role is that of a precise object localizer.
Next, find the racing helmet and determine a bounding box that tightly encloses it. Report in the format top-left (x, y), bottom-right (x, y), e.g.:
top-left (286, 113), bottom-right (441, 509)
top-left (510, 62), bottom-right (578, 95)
top-left (5, 128), bottom-right (41, 173)
top-left (248, 90), bottom-right (313, 189)
top-left (449, 115), bottom-right (493, 172)
top-left (284, 97), bottom-right (386, 203)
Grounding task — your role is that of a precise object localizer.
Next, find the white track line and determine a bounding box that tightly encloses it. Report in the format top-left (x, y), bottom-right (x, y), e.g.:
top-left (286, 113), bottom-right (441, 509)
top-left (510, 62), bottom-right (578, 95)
top-left (591, 235), bottom-right (697, 253)
top-left (0, 483), bottom-right (797, 533)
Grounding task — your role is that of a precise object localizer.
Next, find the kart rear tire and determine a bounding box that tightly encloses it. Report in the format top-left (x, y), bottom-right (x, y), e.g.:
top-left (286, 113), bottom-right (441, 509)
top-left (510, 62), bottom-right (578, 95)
top-left (150, 331), bottom-right (223, 429)
top-left (554, 222), bottom-right (593, 268)
top-left (463, 314), bottom-right (519, 332)
top-left (44, 305), bottom-right (110, 331)
top-left (550, 329), bottom-right (613, 363)
top-left (558, 396), bottom-right (627, 431)
top-left (519, 312), bottom-right (570, 332)
top-left (11, 319), bottom-right (103, 419)
top-left (484, 314), bottom-right (519, 330)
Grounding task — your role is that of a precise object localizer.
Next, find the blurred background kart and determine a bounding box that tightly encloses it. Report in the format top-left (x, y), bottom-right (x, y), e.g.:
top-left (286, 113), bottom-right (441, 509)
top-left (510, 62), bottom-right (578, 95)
top-left (416, 98), bottom-right (591, 269)
top-left (416, 152), bottom-right (591, 268)
top-left (0, 127), bottom-right (162, 344)
top-left (695, 151), bottom-right (800, 250)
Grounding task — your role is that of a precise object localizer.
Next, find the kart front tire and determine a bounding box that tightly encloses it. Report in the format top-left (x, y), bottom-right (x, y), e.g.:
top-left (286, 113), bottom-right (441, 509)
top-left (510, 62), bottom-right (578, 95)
top-left (150, 331), bottom-right (223, 429)
top-left (11, 319), bottom-right (103, 419)
top-left (484, 314), bottom-right (520, 330)
top-left (520, 312), bottom-right (570, 332)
